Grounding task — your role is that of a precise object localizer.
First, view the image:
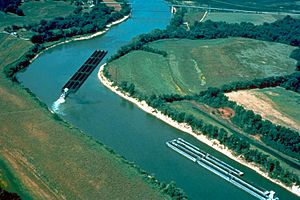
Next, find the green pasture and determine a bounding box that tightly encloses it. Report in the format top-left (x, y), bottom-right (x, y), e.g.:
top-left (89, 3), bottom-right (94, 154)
top-left (204, 12), bottom-right (286, 24)
top-left (107, 37), bottom-right (297, 95)
top-left (0, 33), bottom-right (33, 68)
top-left (171, 0), bottom-right (300, 13)
top-left (0, 0), bottom-right (76, 31)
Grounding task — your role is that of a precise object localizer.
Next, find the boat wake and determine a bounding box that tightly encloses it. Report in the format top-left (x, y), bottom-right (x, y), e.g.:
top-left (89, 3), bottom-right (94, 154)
top-left (51, 96), bottom-right (65, 114)
top-left (51, 88), bottom-right (69, 114)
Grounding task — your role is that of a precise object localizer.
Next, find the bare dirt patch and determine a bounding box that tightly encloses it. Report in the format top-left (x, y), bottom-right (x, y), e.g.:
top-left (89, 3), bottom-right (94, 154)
top-left (218, 107), bottom-right (235, 119)
top-left (226, 90), bottom-right (300, 132)
top-left (103, 0), bottom-right (121, 11)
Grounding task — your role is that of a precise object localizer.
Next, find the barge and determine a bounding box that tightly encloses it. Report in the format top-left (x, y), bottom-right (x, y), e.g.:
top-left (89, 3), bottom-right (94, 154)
top-left (166, 138), bottom-right (279, 200)
top-left (62, 50), bottom-right (107, 97)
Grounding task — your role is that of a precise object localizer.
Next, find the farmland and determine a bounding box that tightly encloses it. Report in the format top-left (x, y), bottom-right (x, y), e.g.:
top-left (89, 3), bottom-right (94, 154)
top-left (107, 37), bottom-right (297, 95)
top-left (204, 12), bottom-right (286, 25)
top-left (0, 33), bottom-right (33, 68)
top-left (0, 0), bottom-right (76, 31)
top-left (0, 22), bottom-right (166, 200)
top-left (170, 0), bottom-right (300, 13)
top-left (226, 87), bottom-right (300, 132)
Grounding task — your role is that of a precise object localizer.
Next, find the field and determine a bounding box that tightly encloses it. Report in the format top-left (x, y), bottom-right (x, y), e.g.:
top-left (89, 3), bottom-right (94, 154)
top-left (0, 0), bottom-right (76, 31)
top-left (107, 37), bottom-right (297, 95)
top-left (226, 87), bottom-right (300, 132)
top-left (204, 12), bottom-right (286, 25)
top-left (0, 35), bottom-right (165, 199)
top-left (0, 33), bottom-right (33, 68)
top-left (171, 0), bottom-right (300, 13)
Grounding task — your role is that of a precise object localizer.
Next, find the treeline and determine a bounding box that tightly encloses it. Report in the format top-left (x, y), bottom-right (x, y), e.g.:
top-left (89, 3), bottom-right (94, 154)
top-left (114, 82), bottom-right (300, 186)
top-left (197, 88), bottom-right (300, 160)
top-left (219, 72), bottom-right (300, 94)
top-left (2, 1), bottom-right (131, 44)
top-left (0, 0), bottom-right (24, 16)
top-left (25, 3), bottom-right (130, 44)
top-left (188, 16), bottom-right (300, 46)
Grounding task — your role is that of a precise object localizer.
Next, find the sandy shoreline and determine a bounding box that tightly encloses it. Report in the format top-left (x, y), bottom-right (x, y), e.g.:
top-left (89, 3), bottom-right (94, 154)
top-left (98, 63), bottom-right (300, 197)
top-left (30, 15), bottom-right (130, 63)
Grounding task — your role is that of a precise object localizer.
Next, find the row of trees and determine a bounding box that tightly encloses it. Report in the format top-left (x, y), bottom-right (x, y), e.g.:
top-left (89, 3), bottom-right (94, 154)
top-left (197, 88), bottom-right (300, 160)
top-left (219, 72), bottom-right (300, 94)
top-left (28, 3), bottom-right (130, 44)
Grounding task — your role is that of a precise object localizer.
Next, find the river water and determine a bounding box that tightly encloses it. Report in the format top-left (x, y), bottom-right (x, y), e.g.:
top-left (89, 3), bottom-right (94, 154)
top-left (18, 0), bottom-right (299, 199)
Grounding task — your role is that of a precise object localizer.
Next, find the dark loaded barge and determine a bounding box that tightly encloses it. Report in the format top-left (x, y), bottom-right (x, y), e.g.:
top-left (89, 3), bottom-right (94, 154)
top-left (166, 138), bottom-right (279, 200)
top-left (61, 50), bottom-right (107, 98)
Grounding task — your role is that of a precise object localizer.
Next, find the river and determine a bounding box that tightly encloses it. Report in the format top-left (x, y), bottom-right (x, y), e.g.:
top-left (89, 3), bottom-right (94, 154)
top-left (17, 0), bottom-right (299, 199)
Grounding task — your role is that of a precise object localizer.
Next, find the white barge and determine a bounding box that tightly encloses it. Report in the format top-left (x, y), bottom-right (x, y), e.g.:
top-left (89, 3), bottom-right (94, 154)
top-left (166, 138), bottom-right (279, 200)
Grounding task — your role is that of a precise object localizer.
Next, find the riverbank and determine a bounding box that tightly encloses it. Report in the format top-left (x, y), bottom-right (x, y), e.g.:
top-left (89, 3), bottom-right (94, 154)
top-left (31, 14), bottom-right (130, 63)
top-left (98, 63), bottom-right (300, 197)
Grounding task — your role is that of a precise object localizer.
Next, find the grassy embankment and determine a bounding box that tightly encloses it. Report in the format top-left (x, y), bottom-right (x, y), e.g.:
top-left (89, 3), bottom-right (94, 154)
top-left (226, 87), bottom-right (300, 132)
top-left (107, 37), bottom-right (297, 95)
top-left (0, 33), bottom-right (167, 200)
top-left (0, 1), bottom-right (171, 199)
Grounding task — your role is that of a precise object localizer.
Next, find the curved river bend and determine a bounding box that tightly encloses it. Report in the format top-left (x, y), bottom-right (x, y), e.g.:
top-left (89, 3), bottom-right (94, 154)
top-left (18, 0), bottom-right (299, 199)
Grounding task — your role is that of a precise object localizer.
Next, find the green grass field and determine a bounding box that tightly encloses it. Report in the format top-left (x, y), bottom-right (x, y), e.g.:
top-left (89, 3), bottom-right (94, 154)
top-left (107, 37), bottom-right (297, 95)
top-left (0, 0), bottom-right (76, 31)
top-left (204, 12), bottom-right (287, 24)
top-left (226, 87), bottom-right (300, 132)
top-left (0, 32), bottom-right (165, 200)
top-left (0, 33), bottom-right (33, 68)
top-left (171, 0), bottom-right (300, 12)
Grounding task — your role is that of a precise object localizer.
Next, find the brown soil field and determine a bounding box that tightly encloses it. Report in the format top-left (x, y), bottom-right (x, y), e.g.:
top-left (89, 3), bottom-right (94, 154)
top-left (226, 89), bottom-right (300, 132)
